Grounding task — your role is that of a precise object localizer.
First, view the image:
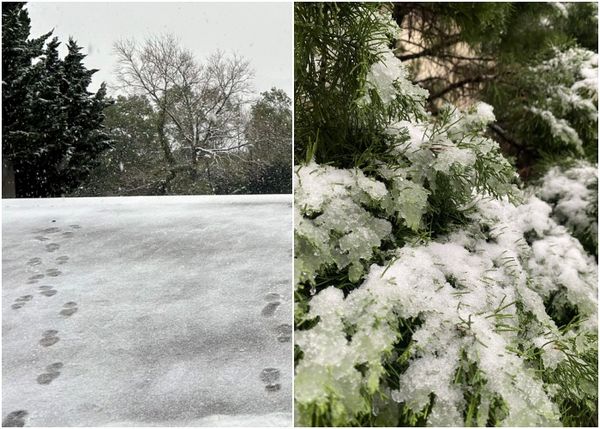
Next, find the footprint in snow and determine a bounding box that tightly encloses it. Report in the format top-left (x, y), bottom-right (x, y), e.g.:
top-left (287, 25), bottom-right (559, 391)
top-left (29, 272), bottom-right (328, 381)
top-left (262, 292), bottom-right (281, 317)
top-left (45, 243), bottom-right (60, 253)
top-left (260, 367), bottom-right (281, 392)
top-left (61, 232), bottom-right (74, 238)
top-left (56, 256), bottom-right (69, 265)
top-left (34, 235), bottom-right (49, 241)
top-left (264, 292), bottom-right (281, 301)
top-left (2, 410), bottom-right (28, 427)
top-left (45, 268), bottom-right (62, 277)
top-left (39, 330), bottom-right (59, 347)
top-left (11, 295), bottom-right (33, 310)
top-left (36, 362), bottom-right (63, 385)
top-left (27, 274), bottom-right (44, 284)
top-left (275, 324), bottom-right (292, 343)
top-left (38, 286), bottom-right (57, 297)
top-left (26, 257), bottom-right (42, 267)
top-left (261, 302), bottom-right (280, 317)
top-left (69, 224), bottom-right (81, 229)
top-left (40, 227), bottom-right (60, 234)
top-left (261, 292), bottom-right (281, 317)
top-left (59, 302), bottom-right (78, 317)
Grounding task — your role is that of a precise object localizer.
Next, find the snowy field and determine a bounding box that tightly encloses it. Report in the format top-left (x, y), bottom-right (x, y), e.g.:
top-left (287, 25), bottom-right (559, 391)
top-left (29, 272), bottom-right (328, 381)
top-left (2, 195), bottom-right (292, 427)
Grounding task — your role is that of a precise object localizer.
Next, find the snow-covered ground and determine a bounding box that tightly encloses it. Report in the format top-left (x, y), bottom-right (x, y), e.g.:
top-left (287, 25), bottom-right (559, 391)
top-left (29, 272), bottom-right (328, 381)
top-left (2, 195), bottom-right (292, 427)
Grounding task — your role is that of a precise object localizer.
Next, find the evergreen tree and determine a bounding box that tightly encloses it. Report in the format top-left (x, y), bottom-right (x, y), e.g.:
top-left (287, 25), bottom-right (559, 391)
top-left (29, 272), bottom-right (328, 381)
top-left (2, 1), bottom-right (49, 193)
top-left (2, 3), bottom-right (111, 197)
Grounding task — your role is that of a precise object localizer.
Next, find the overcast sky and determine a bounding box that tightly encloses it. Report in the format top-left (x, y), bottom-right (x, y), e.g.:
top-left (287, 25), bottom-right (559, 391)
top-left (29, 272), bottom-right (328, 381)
top-left (26, 2), bottom-right (293, 98)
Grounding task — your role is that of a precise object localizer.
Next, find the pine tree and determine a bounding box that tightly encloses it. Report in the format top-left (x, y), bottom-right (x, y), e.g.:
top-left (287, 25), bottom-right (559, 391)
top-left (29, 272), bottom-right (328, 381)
top-left (2, 2), bottom-right (50, 194)
top-left (2, 3), bottom-right (111, 197)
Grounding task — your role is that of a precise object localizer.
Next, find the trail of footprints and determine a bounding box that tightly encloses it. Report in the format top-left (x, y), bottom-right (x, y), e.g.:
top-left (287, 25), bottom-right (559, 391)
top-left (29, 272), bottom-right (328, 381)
top-left (10, 223), bottom-right (293, 421)
top-left (258, 289), bottom-right (291, 393)
top-left (5, 224), bottom-right (84, 425)
top-left (261, 292), bottom-right (291, 342)
top-left (12, 223), bottom-right (80, 313)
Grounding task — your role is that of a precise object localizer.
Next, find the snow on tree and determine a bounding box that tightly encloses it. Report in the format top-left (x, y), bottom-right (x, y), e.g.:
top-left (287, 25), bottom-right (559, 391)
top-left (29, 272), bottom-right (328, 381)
top-left (514, 47), bottom-right (598, 166)
top-left (113, 35), bottom-right (254, 194)
top-left (537, 161), bottom-right (598, 257)
top-left (2, 3), bottom-right (111, 198)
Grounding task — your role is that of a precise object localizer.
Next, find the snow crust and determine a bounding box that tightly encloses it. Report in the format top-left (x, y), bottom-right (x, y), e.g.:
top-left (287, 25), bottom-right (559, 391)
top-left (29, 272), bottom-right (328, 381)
top-left (2, 195), bottom-right (292, 427)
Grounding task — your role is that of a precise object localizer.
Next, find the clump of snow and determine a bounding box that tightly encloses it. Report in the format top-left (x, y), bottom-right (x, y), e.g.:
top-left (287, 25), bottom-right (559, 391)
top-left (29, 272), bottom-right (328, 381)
top-left (294, 98), bottom-right (516, 285)
top-left (294, 162), bottom-right (392, 284)
top-left (527, 107), bottom-right (584, 153)
top-left (364, 50), bottom-right (429, 110)
top-left (361, 45), bottom-right (428, 117)
top-left (384, 102), bottom-right (514, 202)
top-left (537, 161), bottom-right (598, 253)
top-left (461, 102), bottom-right (496, 128)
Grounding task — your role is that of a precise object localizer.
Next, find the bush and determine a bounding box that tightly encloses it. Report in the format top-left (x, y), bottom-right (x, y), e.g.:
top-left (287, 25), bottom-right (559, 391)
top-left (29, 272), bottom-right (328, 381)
top-left (294, 3), bottom-right (598, 426)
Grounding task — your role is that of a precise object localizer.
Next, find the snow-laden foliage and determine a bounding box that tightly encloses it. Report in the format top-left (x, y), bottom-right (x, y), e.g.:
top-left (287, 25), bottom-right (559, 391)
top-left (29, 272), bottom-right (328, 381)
top-left (295, 163), bottom-right (392, 286)
top-left (294, 44), bottom-right (516, 290)
top-left (537, 161), bottom-right (598, 256)
top-left (294, 7), bottom-right (598, 427)
top-left (520, 47), bottom-right (598, 161)
top-left (295, 195), bottom-right (597, 426)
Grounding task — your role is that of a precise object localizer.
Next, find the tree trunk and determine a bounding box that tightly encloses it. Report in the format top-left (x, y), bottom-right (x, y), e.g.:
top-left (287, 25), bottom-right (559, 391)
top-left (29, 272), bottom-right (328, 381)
top-left (156, 108), bottom-right (177, 195)
top-left (2, 159), bottom-right (16, 198)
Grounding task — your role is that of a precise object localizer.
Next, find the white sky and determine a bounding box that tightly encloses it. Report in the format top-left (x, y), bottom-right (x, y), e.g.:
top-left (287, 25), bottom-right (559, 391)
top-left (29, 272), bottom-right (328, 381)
top-left (26, 2), bottom-right (293, 98)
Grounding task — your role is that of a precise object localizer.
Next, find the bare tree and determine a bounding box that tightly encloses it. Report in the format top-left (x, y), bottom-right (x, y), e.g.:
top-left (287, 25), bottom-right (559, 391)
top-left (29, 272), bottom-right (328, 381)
top-left (113, 34), bottom-right (254, 193)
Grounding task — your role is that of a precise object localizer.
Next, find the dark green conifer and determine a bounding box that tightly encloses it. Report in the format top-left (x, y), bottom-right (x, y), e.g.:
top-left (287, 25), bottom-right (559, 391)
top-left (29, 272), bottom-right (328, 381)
top-left (2, 3), bottom-right (111, 197)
